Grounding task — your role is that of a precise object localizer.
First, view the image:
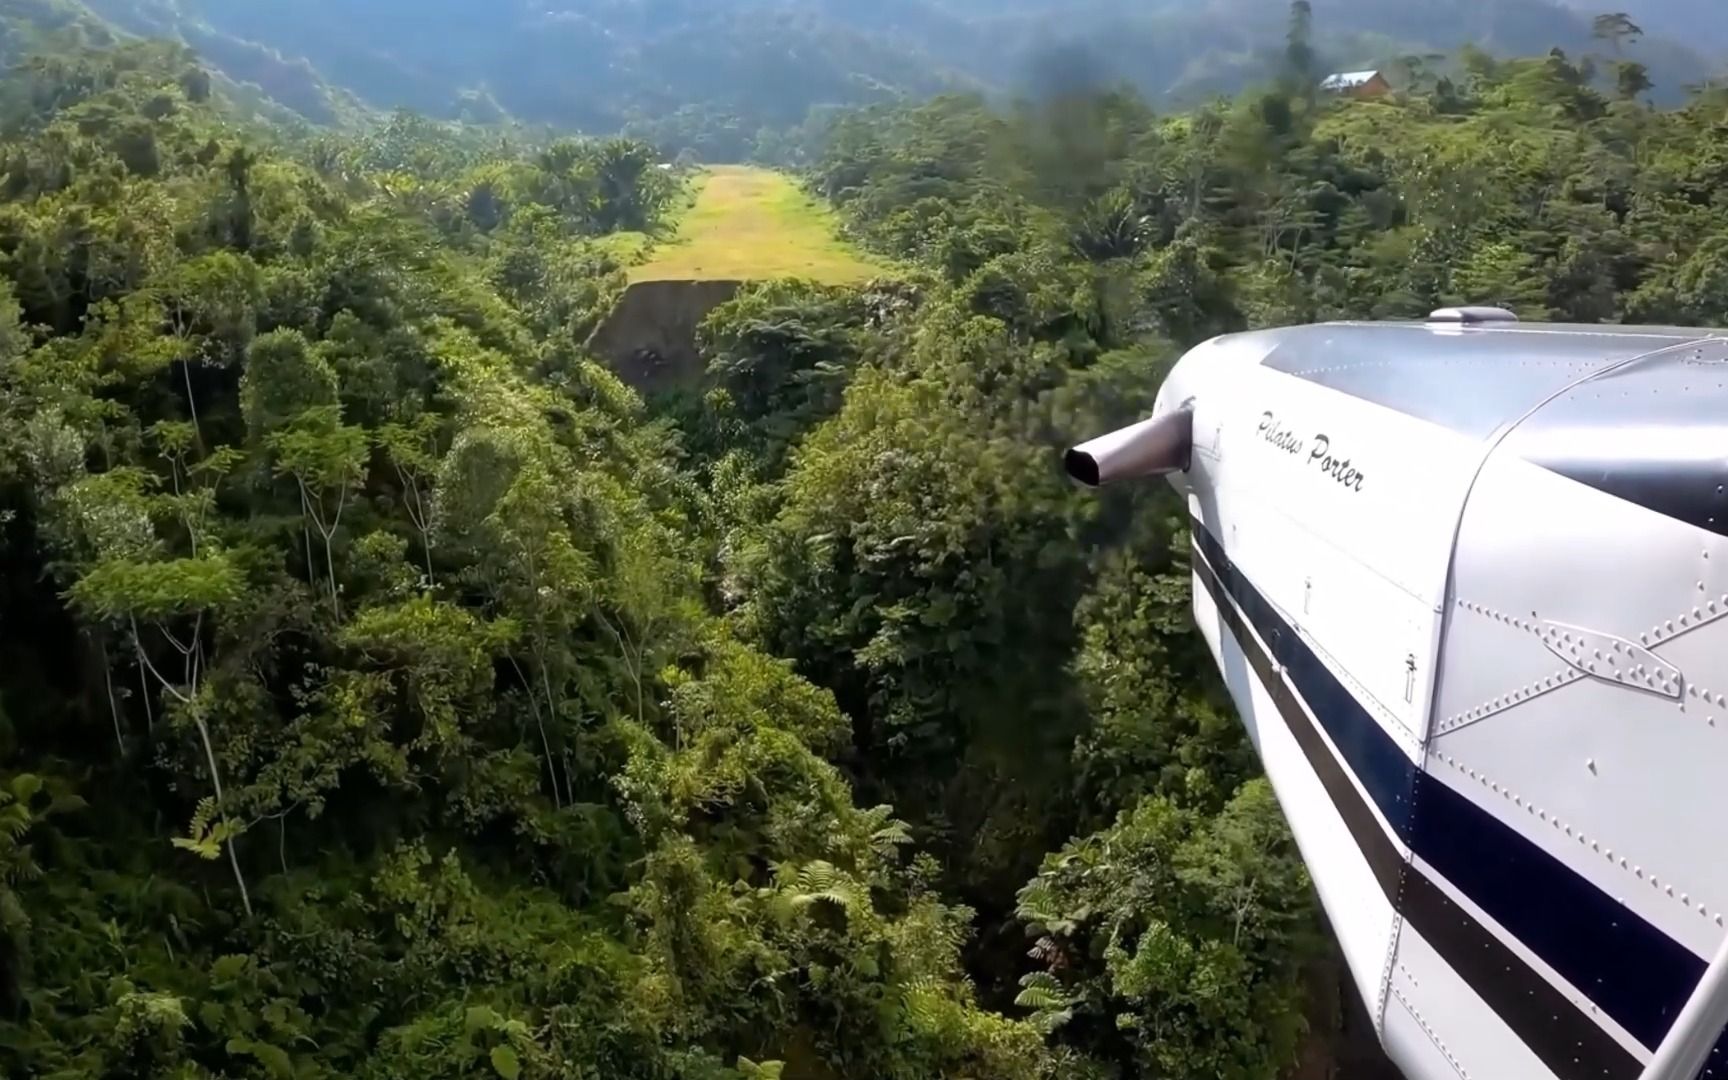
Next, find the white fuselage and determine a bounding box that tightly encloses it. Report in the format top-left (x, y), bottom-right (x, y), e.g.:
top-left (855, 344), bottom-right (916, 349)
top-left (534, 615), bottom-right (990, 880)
top-left (1149, 322), bottom-right (1728, 1080)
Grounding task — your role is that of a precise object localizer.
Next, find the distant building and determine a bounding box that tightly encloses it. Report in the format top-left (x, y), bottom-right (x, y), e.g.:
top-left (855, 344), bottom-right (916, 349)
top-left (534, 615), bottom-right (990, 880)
top-left (1320, 70), bottom-right (1392, 98)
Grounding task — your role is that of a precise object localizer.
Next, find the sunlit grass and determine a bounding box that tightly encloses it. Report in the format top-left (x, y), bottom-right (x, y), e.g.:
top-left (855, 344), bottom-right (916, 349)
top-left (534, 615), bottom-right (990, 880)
top-left (630, 165), bottom-right (887, 284)
top-left (594, 230), bottom-right (655, 266)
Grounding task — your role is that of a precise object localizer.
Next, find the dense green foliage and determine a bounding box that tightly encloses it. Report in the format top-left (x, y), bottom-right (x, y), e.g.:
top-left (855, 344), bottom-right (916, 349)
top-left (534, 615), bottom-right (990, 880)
top-left (0, 39), bottom-right (1068, 1080)
top-left (1, 10), bottom-right (1727, 1080)
top-left (685, 35), bottom-right (1728, 1072)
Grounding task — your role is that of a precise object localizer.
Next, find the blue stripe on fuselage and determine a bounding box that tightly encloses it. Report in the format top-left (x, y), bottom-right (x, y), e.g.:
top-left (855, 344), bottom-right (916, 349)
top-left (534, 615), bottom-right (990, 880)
top-left (1191, 520), bottom-right (1701, 1052)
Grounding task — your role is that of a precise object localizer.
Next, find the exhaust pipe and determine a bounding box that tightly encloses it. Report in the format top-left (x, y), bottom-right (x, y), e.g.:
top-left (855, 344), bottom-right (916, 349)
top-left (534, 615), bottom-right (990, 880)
top-left (1065, 408), bottom-right (1194, 487)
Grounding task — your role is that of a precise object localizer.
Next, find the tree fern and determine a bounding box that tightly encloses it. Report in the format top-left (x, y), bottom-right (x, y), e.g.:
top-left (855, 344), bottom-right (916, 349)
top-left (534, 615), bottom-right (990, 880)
top-left (863, 804), bottom-right (913, 856)
top-left (171, 796), bottom-right (243, 861)
top-left (898, 975), bottom-right (946, 1031)
top-left (1016, 880), bottom-right (1078, 935)
top-left (785, 860), bottom-right (868, 916)
top-left (1014, 971), bottom-right (1077, 1035)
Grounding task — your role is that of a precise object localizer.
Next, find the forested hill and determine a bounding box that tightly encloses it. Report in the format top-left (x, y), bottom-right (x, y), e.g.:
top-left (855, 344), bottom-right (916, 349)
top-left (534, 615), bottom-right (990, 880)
top-left (11, 0), bottom-right (1723, 157)
top-left (1560, 0), bottom-right (1728, 50)
top-left (2, 14), bottom-right (1728, 1080)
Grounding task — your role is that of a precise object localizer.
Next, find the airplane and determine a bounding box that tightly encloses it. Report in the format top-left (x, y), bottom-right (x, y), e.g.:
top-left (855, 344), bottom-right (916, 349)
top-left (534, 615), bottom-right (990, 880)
top-left (1065, 307), bottom-right (1728, 1080)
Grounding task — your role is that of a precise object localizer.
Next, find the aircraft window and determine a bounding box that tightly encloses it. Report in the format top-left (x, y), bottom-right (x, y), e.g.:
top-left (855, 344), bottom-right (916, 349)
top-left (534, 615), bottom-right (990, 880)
top-left (1261, 325), bottom-right (1691, 441)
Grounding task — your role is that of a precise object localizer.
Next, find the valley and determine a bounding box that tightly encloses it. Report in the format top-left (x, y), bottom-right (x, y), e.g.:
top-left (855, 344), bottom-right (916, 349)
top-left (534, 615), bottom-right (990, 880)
top-left (0, 4), bottom-right (1718, 1079)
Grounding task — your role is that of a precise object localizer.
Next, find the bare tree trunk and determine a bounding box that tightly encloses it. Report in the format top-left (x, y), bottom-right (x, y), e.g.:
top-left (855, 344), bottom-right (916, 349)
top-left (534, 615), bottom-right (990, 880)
top-left (303, 523), bottom-right (316, 594)
top-left (322, 489), bottom-right (348, 620)
top-left (137, 660), bottom-right (154, 733)
top-left (323, 536), bottom-right (341, 621)
top-left (181, 359), bottom-right (204, 453)
top-left (510, 657), bottom-right (562, 809)
top-left (133, 620), bottom-right (252, 919)
top-left (101, 640), bottom-right (123, 754)
top-left (596, 611), bottom-right (645, 729)
top-left (299, 481), bottom-right (344, 619)
top-left (399, 470), bottom-right (435, 587)
top-left (193, 713), bottom-right (253, 919)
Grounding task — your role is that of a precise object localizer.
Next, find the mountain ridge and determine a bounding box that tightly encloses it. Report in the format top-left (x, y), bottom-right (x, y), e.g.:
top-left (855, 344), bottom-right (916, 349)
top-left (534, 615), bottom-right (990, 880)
top-left (1556, 0), bottom-right (1728, 51)
top-left (16, 0), bottom-right (1727, 152)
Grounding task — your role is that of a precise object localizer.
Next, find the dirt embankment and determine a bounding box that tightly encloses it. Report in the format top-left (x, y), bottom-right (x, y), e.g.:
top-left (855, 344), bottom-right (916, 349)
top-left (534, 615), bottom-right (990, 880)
top-left (584, 279), bottom-right (741, 395)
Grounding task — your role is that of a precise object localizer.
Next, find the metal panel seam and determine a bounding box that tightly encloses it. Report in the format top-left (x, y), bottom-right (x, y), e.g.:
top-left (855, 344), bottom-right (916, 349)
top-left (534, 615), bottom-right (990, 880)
top-left (1414, 338), bottom-right (1718, 1066)
top-left (1423, 333), bottom-right (1717, 762)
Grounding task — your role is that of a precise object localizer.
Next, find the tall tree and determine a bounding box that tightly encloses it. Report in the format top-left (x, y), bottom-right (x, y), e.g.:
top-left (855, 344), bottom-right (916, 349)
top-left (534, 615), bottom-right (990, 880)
top-left (1616, 60), bottom-right (1654, 101)
top-left (1592, 11), bottom-right (1645, 54)
top-left (1285, 1), bottom-right (1317, 94)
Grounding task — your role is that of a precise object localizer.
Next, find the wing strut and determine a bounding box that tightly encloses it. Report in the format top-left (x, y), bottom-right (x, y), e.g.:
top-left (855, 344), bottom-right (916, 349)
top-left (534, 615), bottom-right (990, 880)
top-left (1644, 932), bottom-right (1728, 1080)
